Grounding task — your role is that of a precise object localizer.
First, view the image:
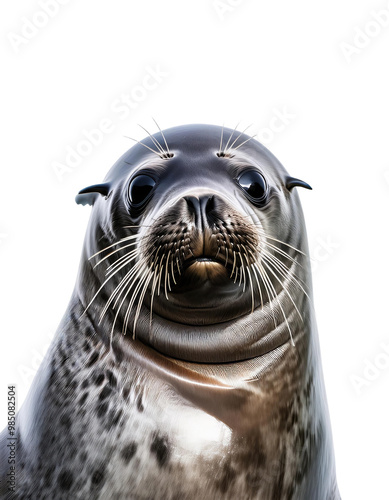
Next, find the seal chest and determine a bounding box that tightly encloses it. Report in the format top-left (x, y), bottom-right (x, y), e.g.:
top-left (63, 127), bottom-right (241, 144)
top-left (0, 124), bottom-right (340, 499)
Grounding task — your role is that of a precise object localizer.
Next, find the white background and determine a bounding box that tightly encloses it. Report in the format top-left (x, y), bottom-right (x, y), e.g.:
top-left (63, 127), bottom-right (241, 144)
top-left (1, 1), bottom-right (389, 498)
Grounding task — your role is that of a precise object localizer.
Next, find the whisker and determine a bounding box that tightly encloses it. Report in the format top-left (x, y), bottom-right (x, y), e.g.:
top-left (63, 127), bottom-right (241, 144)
top-left (219, 124), bottom-right (224, 155)
top-left (261, 249), bottom-right (310, 300)
top-left (230, 251), bottom-right (237, 278)
top-left (122, 224), bottom-right (154, 229)
top-left (262, 259), bottom-right (303, 323)
top-left (133, 270), bottom-right (154, 339)
top-left (233, 133), bottom-right (256, 151)
top-left (167, 269), bottom-right (171, 292)
top-left (123, 266), bottom-right (150, 336)
top-left (152, 118), bottom-right (172, 157)
top-left (258, 262), bottom-right (295, 346)
top-left (224, 122), bottom-right (240, 152)
top-left (164, 250), bottom-right (171, 300)
top-left (226, 124), bottom-right (252, 153)
top-left (94, 243), bottom-right (138, 269)
top-left (89, 235), bottom-right (138, 260)
top-left (251, 262), bottom-right (264, 309)
top-left (157, 255), bottom-right (166, 296)
top-left (100, 262), bottom-right (143, 323)
top-left (234, 260), bottom-right (240, 283)
top-left (176, 254), bottom-right (181, 275)
top-left (109, 262), bottom-right (148, 342)
top-left (149, 264), bottom-right (160, 331)
top-left (243, 254), bottom-right (255, 313)
top-left (242, 247), bottom-right (257, 306)
top-left (255, 227), bottom-right (306, 256)
top-left (247, 246), bottom-right (303, 298)
top-left (171, 253), bottom-right (177, 285)
top-left (239, 252), bottom-right (246, 291)
top-left (105, 241), bottom-right (152, 275)
top-left (262, 240), bottom-right (303, 267)
top-left (255, 263), bottom-right (281, 330)
top-left (105, 249), bottom-right (138, 274)
top-left (253, 263), bottom-right (277, 329)
top-left (108, 260), bottom-right (147, 317)
top-left (138, 124), bottom-right (165, 154)
top-left (82, 252), bottom-right (141, 316)
top-left (239, 248), bottom-right (262, 304)
top-left (124, 136), bottom-right (161, 157)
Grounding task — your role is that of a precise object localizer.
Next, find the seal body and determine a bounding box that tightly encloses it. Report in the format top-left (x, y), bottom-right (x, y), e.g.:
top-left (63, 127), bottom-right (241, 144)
top-left (0, 124), bottom-right (340, 499)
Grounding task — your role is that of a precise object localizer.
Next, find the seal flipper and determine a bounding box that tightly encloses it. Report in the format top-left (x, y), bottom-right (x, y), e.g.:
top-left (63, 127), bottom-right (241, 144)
top-left (75, 183), bottom-right (111, 206)
top-left (285, 177), bottom-right (312, 191)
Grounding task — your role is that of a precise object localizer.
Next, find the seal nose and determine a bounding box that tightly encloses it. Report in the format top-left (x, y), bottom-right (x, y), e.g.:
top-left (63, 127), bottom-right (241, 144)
top-left (184, 195), bottom-right (215, 230)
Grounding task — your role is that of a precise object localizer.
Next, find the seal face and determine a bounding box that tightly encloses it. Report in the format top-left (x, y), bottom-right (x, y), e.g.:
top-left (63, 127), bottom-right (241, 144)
top-left (80, 125), bottom-right (312, 364)
top-left (0, 124), bottom-right (340, 500)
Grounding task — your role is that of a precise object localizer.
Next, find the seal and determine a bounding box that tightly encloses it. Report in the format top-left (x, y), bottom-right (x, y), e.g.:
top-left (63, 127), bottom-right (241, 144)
top-left (0, 124), bottom-right (340, 499)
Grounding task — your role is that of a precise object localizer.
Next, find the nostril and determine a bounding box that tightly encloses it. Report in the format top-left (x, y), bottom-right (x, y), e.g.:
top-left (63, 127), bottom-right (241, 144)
top-left (184, 196), bottom-right (198, 216)
top-left (184, 195), bottom-right (215, 228)
top-left (184, 196), bottom-right (202, 228)
top-left (205, 195), bottom-right (215, 214)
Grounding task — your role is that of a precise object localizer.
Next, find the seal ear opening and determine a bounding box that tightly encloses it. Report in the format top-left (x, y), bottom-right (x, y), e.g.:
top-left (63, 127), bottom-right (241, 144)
top-left (285, 177), bottom-right (312, 191)
top-left (75, 183), bottom-right (111, 206)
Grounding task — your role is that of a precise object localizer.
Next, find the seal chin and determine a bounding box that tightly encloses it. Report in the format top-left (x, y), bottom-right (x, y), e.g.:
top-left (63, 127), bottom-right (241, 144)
top-left (148, 256), bottom-right (254, 325)
top-left (149, 280), bottom-right (253, 326)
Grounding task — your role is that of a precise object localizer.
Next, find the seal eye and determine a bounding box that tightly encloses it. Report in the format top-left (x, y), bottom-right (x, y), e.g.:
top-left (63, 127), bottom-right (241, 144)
top-left (128, 174), bottom-right (156, 206)
top-left (238, 170), bottom-right (267, 204)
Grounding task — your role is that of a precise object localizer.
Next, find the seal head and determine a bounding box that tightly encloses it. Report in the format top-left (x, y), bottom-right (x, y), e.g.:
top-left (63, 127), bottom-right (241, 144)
top-left (77, 124), bottom-right (312, 365)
